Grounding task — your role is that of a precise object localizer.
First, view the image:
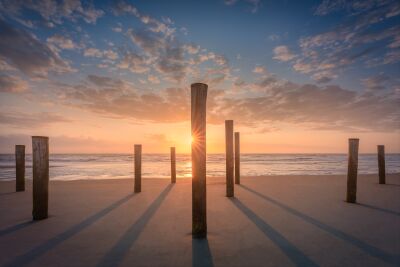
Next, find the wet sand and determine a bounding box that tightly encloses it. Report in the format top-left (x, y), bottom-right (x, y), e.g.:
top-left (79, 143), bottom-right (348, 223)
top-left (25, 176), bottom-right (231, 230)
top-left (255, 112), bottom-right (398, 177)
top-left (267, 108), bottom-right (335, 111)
top-left (0, 174), bottom-right (399, 267)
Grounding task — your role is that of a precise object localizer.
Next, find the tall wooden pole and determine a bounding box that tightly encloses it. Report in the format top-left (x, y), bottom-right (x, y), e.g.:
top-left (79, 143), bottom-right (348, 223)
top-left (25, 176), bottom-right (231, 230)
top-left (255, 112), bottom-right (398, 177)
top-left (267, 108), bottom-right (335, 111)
top-left (234, 132), bottom-right (240, 185)
top-left (171, 147), bottom-right (176, 183)
top-left (15, 145), bottom-right (25, 192)
top-left (225, 120), bottom-right (234, 197)
top-left (32, 136), bottom-right (49, 220)
top-left (377, 145), bottom-right (386, 184)
top-left (134, 144), bottom-right (142, 193)
top-left (191, 83), bottom-right (207, 238)
top-left (346, 138), bottom-right (359, 203)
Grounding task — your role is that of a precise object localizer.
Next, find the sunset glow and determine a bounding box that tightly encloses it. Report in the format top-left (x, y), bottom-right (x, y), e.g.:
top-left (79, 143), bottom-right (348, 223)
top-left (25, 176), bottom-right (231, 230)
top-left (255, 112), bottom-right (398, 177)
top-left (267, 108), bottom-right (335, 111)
top-left (0, 0), bottom-right (399, 153)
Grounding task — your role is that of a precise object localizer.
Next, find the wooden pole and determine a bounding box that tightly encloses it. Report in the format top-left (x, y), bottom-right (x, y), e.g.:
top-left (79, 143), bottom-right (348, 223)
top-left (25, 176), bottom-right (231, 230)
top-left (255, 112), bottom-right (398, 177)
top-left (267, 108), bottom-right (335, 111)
top-left (171, 147), bottom-right (176, 183)
top-left (377, 145), bottom-right (386, 184)
top-left (225, 120), bottom-right (234, 197)
top-left (191, 83), bottom-right (207, 238)
top-left (15, 145), bottom-right (25, 192)
top-left (346, 138), bottom-right (359, 203)
top-left (134, 144), bottom-right (142, 193)
top-left (32, 136), bottom-right (49, 220)
top-left (235, 132), bottom-right (240, 185)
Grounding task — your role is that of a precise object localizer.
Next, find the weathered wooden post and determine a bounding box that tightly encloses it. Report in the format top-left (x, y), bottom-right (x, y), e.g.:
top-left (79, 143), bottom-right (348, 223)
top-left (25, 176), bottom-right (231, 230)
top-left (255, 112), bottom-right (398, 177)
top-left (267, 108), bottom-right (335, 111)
top-left (191, 83), bottom-right (207, 238)
top-left (377, 145), bottom-right (386, 184)
top-left (225, 120), bottom-right (234, 197)
top-left (15, 145), bottom-right (25, 192)
top-left (134, 144), bottom-right (142, 193)
top-left (346, 138), bottom-right (359, 203)
top-left (171, 147), bottom-right (176, 183)
top-left (235, 132), bottom-right (240, 185)
top-left (32, 136), bottom-right (49, 220)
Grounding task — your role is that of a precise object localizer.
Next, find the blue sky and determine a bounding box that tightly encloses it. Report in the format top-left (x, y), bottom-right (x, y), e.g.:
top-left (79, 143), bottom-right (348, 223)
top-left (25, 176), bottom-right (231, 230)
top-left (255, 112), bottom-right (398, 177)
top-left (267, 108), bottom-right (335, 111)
top-left (0, 0), bottom-right (399, 153)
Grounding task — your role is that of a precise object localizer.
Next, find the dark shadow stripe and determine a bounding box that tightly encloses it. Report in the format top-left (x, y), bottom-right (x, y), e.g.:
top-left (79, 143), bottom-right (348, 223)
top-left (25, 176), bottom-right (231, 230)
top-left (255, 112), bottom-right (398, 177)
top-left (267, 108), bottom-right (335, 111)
top-left (192, 238), bottom-right (214, 267)
top-left (4, 193), bottom-right (134, 267)
top-left (97, 184), bottom-right (173, 267)
top-left (240, 185), bottom-right (400, 266)
top-left (230, 198), bottom-right (319, 267)
top-left (0, 221), bottom-right (36, 237)
top-left (357, 203), bottom-right (400, 217)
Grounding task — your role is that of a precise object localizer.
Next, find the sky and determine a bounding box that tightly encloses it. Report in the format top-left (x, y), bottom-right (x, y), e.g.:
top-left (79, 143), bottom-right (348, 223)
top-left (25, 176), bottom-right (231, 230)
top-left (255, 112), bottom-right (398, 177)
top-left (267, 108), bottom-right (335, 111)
top-left (0, 0), bottom-right (399, 154)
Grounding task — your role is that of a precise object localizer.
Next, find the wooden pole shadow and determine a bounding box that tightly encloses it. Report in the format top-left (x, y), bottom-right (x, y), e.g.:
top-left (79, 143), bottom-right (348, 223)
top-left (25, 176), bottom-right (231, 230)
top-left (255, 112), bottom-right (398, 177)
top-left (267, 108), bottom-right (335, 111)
top-left (230, 198), bottom-right (319, 267)
top-left (192, 238), bottom-right (214, 267)
top-left (97, 184), bottom-right (174, 267)
top-left (239, 184), bottom-right (400, 266)
top-left (4, 193), bottom-right (135, 267)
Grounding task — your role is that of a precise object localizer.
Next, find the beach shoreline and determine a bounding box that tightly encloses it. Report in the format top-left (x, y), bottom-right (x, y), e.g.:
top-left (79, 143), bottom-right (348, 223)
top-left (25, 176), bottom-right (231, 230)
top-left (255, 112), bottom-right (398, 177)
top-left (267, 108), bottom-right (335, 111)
top-left (1, 174), bottom-right (399, 266)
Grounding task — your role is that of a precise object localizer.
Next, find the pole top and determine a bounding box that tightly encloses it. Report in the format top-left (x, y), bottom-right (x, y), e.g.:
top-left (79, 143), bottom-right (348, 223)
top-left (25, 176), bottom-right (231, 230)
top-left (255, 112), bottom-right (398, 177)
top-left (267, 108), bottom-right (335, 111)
top-left (191, 83), bottom-right (208, 89)
top-left (32, 136), bottom-right (49, 139)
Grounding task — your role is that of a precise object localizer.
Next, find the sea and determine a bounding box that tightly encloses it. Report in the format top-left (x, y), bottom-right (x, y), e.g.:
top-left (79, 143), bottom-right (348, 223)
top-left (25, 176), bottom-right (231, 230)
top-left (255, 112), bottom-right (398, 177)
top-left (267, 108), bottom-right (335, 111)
top-left (0, 154), bottom-right (399, 181)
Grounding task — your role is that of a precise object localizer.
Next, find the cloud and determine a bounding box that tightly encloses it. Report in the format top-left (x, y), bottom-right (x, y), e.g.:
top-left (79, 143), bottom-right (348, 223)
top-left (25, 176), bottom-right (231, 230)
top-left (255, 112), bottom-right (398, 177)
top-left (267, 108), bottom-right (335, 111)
top-left (0, 111), bottom-right (71, 128)
top-left (273, 45), bottom-right (296, 62)
top-left (114, 1), bottom-right (175, 37)
top-left (84, 48), bottom-right (103, 57)
top-left (0, 74), bottom-right (28, 93)
top-left (112, 26), bottom-right (122, 32)
top-left (49, 71), bottom-right (400, 132)
top-left (51, 74), bottom-right (191, 123)
top-left (311, 71), bottom-right (337, 83)
top-left (252, 66), bottom-right (267, 74)
top-left (362, 73), bottom-right (391, 91)
top-left (0, 0), bottom-right (104, 25)
top-left (47, 35), bottom-right (77, 50)
top-left (183, 44), bottom-right (200, 54)
top-left (117, 52), bottom-right (149, 73)
top-left (0, 19), bottom-right (74, 77)
top-left (217, 81), bottom-right (400, 131)
top-left (84, 48), bottom-right (119, 61)
top-left (314, 0), bottom-right (399, 16)
top-left (282, 0), bottom-right (400, 81)
top-left (147, 75), bottom-right (160, 84)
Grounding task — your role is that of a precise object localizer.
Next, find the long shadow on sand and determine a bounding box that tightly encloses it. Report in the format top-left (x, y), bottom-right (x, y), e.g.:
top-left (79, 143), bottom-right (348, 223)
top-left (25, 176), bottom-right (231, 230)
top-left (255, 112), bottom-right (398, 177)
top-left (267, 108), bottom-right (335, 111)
top-left (4, 193), bottom-right (135, 267)
top-left (192, 238), bottom-right (214, 267)
top-left (0, 221), bottom-right (36, 237)
top-left (240, 185), bottom-right (400, 266)
top-left (230, 198), bottom-right (319, 267)
top-left (357, 203), bottom-right (400, 217)
top-left (96, 184), bottom-right (173, 267)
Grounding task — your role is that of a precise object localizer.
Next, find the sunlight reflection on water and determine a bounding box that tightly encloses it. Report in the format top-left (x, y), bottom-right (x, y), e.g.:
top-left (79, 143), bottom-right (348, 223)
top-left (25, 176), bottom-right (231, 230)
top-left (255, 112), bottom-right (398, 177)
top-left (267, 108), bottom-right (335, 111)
top-left (0, 153), bottom-right (399, 181)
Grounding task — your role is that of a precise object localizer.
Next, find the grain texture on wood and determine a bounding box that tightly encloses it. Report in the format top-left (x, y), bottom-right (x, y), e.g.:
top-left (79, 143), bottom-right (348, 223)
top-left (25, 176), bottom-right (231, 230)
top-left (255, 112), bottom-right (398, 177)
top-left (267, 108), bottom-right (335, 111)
top-left (134, 144), bottom-right (142, 193)
top-left (225, 120), bottom-right (234, 197)
top-left (32, 136), bottom-right (49, 220)
top-left (234, 132), bottom-right (240, 185)
top-left (346, 138), bottom-right (359, 203)
top-left (191, 83), bottom-right (208, 238)
top-left (377, 145), bottom-right (386, 184)
top-left (15, 145), bottom-right (25, 192)
top-left (171, 147), bottom-right (176, 183)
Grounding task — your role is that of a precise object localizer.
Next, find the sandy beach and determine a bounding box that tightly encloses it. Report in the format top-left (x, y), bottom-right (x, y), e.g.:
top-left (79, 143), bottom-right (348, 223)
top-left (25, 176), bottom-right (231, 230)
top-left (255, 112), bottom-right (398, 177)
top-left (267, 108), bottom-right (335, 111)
top-left (0, 174), bottom-right (399, 267)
